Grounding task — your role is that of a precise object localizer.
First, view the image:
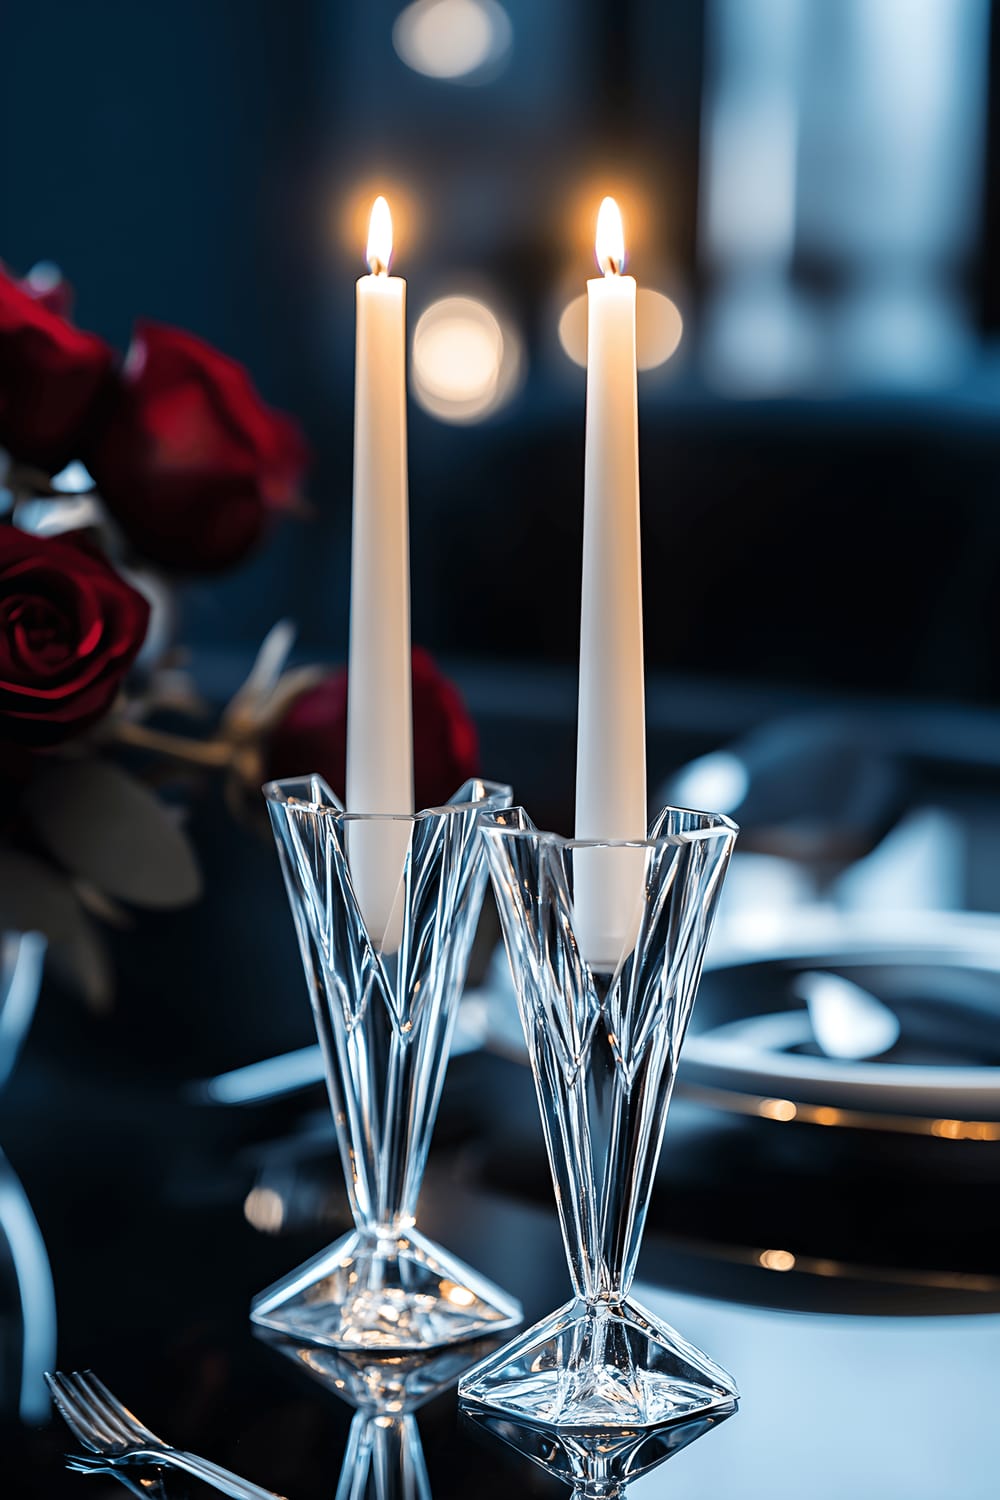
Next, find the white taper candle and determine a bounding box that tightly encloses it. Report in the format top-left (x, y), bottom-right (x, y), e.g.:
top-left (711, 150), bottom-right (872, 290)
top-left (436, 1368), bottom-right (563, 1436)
top-left (346, 196), bottom-right (414, 950)
top-left (574, 197), bottom-right (647, 971)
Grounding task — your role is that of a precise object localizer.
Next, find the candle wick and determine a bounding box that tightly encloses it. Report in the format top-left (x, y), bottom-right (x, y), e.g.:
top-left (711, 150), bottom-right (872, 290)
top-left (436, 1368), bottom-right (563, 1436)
top-left (600, 255), bottom-right (622, 277)
top-left (368, 256), bottom-right (389, 277)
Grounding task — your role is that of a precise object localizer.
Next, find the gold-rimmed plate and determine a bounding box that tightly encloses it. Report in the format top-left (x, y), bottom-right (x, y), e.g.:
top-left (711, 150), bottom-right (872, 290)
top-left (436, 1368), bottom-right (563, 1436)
top-left (681, 910), bottom-right (1000, 1135)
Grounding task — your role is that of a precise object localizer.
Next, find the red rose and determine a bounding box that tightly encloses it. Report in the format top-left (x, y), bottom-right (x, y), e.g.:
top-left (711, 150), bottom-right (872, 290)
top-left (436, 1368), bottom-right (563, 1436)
top-left (86, 321), bottom-right (309, 572)
top-left (0, 264), bottom-right (115, 472)
top-left (0, 527), bottom-right (150, 745)
top-left (267, 648), bottom-right (481, 810)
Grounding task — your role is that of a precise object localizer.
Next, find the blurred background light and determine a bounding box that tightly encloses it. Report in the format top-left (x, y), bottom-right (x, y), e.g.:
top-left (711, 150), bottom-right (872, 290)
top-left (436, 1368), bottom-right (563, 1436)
top-left (412, 294), bottom-right (522, 422)
top-left (392, 0), bottom-right (512, 84)
top-left (558, 288), bottom-right (684, 372)
top-left (700, 0), bottom-right (801, 272)
top-left (667, 750), bottom-right (750, 817)
top-left (243, 1186), bottom-right (285, 1234)
top-left (20, 260), bottom-right (65, 300)
top-left (698, 0), bottom-right (990, 393)
top-left (700, 275), bottom-right (818, 395)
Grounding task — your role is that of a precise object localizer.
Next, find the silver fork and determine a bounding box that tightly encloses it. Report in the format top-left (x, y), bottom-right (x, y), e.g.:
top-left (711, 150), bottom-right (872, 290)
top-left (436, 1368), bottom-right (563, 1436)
top-left (45, 1370), bottom-right (286, 1500)
top-left (65, 1452), bottom-right (171, 1498)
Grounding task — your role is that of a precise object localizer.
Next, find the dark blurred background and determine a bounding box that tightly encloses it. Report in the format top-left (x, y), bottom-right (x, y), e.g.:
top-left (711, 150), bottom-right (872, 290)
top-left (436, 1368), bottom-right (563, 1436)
top-left (4, 0), bottom-right (1000, 696)
top-left (7, 0), bottom-right (1000, 1070)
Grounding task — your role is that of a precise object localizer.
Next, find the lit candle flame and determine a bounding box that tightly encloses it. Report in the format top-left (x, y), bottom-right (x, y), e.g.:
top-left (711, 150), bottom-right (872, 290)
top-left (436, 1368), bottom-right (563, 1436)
top-left (366, 195), bottom-right (393, 275)
top-left (595, 196), bottom-right (625, 276)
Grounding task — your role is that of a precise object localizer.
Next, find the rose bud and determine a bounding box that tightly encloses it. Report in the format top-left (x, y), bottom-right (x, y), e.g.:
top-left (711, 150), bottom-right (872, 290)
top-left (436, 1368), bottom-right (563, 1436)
top-left (0, 264), bottom-right (115, 473)
top-left (0, 527), bottom-right (150, 745)
top-left (267, 647), bottom-right (481, 811)
top-left (86, 321), bottom-right (309, 573)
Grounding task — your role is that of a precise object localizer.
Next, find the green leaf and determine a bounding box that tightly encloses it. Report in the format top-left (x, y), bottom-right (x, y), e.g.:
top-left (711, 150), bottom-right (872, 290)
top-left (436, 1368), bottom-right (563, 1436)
top-left (0, 850), bottom-right (83, 942)
top-left (0, 850), bottom-right (111, 1008)
top-left (24, 760), bottom-right (202, 910)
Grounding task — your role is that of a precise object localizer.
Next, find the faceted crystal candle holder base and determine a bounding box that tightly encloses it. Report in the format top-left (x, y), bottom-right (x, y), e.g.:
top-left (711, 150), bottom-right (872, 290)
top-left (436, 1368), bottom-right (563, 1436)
top-left (466, 1391), bottom-right (736, 1498)
top-left (252, 1224), bottom-right (520, 1351)
top-left (459, 1295), bottom-right (737, 1429)
top-left (459, 804), bottom-right (739, 1430)
top-left (256, 774), bottom-right (521, 1352)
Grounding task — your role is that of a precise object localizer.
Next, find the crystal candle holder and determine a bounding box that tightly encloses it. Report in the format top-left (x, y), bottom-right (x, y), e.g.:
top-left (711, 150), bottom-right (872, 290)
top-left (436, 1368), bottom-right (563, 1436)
top-left (459, 805), bottom-right (739, 1429)
top-left (253, 775), bottom-right (522, 1351)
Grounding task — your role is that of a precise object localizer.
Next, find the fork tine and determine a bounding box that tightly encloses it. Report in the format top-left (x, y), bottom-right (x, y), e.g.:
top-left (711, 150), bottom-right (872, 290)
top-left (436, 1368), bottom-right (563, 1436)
top-left (79, 1371), bottom-right (160, 1446)
top-left (68, 1371), bottom-right (138, 1445)
top-left (65, 1371), bottom-right (135, 1445)
top-left (44, 1372), bottom-right (111, 1453)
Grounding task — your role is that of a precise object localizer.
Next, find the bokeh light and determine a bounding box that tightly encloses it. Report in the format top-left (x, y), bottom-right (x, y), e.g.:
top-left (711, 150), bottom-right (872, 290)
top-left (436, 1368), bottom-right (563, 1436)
top-left (759, 1248), bottom-right (797, 1273)
top-left (558, 288), bottom-right (684, 371)
top-left (243, 1186), bottom-right (285, 1234)
top-left (415, 298), bottom-right (501, 403)
top-left (393, 0), bottom-right (512, 84)
top-left (412, 294), bottom-right (522, 422)
top-left (666, 749), bottom-right (749, 816)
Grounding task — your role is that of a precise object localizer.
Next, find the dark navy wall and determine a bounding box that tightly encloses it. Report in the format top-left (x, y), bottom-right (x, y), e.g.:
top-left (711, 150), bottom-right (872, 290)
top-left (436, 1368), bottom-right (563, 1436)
top-left (4, 3), bottom-right (1000, 703)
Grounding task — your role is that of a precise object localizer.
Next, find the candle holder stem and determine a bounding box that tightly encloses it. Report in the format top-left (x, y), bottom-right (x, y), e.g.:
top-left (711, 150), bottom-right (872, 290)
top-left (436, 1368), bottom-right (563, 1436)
top-left (336, 1411), bottom-right (429, 1500)
top-left (252, 775), bottom-right (522, 1351)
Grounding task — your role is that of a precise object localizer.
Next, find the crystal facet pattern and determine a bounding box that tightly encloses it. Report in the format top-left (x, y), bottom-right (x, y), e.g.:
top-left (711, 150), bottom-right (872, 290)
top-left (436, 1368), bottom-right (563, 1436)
top-left (460, 805), bottom-right (739, 1429)
top-left (254, 776), bottom-right (522, 1351)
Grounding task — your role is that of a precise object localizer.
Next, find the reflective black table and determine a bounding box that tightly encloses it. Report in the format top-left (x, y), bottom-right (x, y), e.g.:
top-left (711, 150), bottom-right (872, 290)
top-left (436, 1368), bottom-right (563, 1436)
top-left (3, 1029), bottom-right (998, 1499)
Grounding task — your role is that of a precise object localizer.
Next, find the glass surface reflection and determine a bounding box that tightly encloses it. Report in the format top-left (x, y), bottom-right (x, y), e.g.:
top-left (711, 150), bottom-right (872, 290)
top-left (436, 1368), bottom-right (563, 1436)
top-left (260, 1334), bottom-right (506, 1500)
top-left (466, 1403), bottom-right (736, 1498)
top-left (0, 1150), bottom-right (57, 1425)
top-left (0, 931), bottom-right (55, 1425)
top-left (0, 932), bottom-right (45, 1095)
